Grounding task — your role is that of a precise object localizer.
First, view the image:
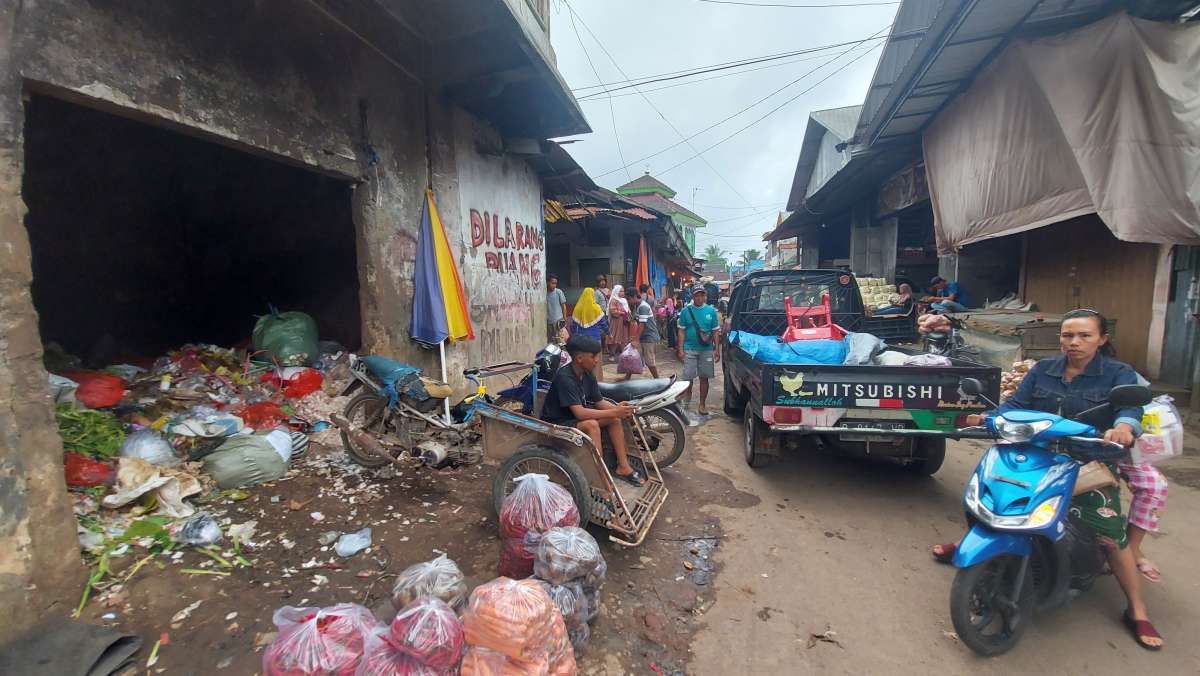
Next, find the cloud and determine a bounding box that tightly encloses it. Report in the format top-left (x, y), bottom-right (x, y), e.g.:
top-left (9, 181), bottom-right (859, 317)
top-left (550, 0), bottom-right (896, 257)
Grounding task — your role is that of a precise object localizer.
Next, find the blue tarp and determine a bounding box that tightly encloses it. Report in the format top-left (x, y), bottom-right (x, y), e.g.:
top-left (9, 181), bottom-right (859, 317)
top-left (729, 331), bottom-right (848, 365)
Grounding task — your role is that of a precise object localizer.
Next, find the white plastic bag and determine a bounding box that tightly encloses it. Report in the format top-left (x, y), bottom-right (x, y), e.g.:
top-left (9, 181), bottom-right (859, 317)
top-left (1131, 395), bottom-right (1183, 465)
top-left (119, 430), bottom-right (178, 466)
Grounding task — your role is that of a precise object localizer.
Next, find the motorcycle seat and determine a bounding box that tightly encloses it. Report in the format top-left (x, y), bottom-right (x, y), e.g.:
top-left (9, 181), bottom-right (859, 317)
top-left (597, 376), bottom-right (676, 402)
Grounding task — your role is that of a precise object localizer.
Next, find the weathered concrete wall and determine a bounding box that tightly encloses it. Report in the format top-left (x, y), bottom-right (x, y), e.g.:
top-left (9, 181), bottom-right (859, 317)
top-left (0, 0), bottom-right (550, 642)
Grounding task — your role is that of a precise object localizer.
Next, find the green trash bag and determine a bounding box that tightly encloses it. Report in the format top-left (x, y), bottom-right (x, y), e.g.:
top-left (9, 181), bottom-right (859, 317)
top-left (253, 310), bottom-right (319, 366)
top-left (202, 435), bottom-right (287, 489)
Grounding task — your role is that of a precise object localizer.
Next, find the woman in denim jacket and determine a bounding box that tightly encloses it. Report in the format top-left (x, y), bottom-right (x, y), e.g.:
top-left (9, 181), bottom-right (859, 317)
top-left (932, 310), bottom-right (1162, 650)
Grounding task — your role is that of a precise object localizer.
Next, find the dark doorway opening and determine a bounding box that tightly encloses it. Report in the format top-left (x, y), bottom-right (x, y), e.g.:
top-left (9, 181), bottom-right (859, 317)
top-left (22, 95), bottom-right (361, 365)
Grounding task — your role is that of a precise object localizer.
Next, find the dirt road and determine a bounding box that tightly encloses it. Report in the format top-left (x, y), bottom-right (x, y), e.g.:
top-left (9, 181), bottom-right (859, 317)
top-left (686, 376), bottom-right (1200, 674)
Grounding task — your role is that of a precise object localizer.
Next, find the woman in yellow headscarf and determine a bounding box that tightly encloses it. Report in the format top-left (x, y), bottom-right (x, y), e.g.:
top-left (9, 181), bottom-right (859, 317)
top-left (570, 288), bottom-right (608, 381)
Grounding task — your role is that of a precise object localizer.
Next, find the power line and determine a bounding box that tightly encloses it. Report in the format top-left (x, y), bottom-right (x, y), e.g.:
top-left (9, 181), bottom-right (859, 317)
top-left (695, 0), bottom-right (898, 7)
top-left (658, 33), bottom-right (886, 176)
top-left (694, 201), bottom-right (787, 210)
top-left (592, 27), bottom-right (887, 179)
top-left (578, 45), bottom-right (882, 102)
top-left (567, 7), bottom-right (631, 182)
top-left (564, 1), bottom-right (757, 209)
top-left (572, 36), bottom-right (887, 97)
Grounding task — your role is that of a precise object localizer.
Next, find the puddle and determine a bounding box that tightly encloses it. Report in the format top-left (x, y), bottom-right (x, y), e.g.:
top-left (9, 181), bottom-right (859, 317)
top-left (682, 536), bottom-right (718, 585)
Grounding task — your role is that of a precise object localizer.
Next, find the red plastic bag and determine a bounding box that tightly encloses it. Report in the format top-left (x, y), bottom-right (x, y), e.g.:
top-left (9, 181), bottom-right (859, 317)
top-left (283, 369), bottom-right (323, 399)
top-left (356, 628), bottom-right (441, 676)
top-left (616, 343), bottom-right (644, 375)
top-left (63, 452), bottom-right (115, 487)
top-left (389, 598), bottom-right (463, 671)
top-left (498, 474), bottom-right (579, 579)
top-left (59, 371), bottom-right (126, 408)
top-left (263, 603), bottom-right (379, 676)
top-left (239, 401), bottom-right (289, 430)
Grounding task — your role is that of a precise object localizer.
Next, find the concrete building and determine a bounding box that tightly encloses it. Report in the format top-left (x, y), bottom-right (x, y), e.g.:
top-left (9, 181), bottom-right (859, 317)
top-left (0, 0), bottom-right (588, 641)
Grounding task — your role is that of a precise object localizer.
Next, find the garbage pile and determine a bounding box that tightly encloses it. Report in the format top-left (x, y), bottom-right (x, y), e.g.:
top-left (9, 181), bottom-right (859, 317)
top-left (49, 309), bottom-right (359, 615)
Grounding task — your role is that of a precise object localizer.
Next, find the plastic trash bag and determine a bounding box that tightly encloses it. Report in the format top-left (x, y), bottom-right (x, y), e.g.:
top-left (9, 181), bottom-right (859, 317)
top-left (58, 370), bottom-right (125, 408)
top-left (334, 528), bottom-right (372, 557)
top-left (534, 526), bottom-right (603, 585)
top-left (1131, 395), bottom-right (1184, 465)
top-left (172, 514), bottom-right (222, 546)
top-left (238, 401), bottom-right (289, 430)
top-left (387, 598), bottom-right (464, 672)
top-left (263, 603), bottom-right (380, 676)
top-left (535, 580), bottom-right (589, 656)
top-left (202, 435), bottom-right (287, 489)
top-left (283, 369), bottom-right (324, 398)
top-left (392, 554), bottom-right (468, 612)
top-left (119, 430), bottom-right (177, 466)
top-left (616, 343), bottom-right (644, 375)
top-left (48, 373), bottom-right (79, 405)
top-left (253, 310), bottom-right (320, 367)
top-left (873, 350), bottom-right (909, 366)
top-left (498, 474), bottom-right (580, 579)
top-left (843, 332), bottom-right (885, 365)
top-left (264, 429), bottom-right (294, 464)
top-left (63, 452), bottom-right (115, 487)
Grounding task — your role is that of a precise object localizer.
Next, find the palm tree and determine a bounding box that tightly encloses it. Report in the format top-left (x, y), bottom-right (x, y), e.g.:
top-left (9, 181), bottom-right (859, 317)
top-left (702, 244), bottom-right (728, 266)
top-left (741, 249), bottom-right (762, 265)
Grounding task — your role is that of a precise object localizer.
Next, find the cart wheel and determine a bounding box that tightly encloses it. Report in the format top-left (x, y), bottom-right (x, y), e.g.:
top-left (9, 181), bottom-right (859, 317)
top-left (492, 446), bottom-right (593, 524)
top-left (743, 407), bottom-right (774, 468)
top-left (341, 393), bottom-right (394, 468)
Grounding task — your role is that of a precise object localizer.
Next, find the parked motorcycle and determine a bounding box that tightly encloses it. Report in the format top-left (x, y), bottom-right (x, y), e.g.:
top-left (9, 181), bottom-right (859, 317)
top-left (495, 343), bottom-right (690, 468)
top-left (923, 315), bottom-right (978, 360)
top-left (947, 377), bottom-right (1151, 656)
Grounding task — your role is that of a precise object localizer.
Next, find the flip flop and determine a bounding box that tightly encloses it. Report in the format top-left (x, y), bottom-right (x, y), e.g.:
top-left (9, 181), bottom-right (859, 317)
top-left (1122, 610), bottom-right (1163, 651)
top-left (1137, 558), bottom-right (1162, 583)
top-left (616, 470), bottom-right (646, 487)
top-left (931, 542), bottom-right (956, 565)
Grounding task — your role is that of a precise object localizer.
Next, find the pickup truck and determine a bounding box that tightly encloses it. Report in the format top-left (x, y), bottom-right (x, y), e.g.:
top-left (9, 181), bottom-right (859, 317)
top-left (721, 269), bottom-right (1001, 474)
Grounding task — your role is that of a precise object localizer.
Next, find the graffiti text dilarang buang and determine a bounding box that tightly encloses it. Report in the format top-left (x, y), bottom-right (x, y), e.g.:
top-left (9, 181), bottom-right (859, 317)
top-left (469, 208), bottom-right (544, 288)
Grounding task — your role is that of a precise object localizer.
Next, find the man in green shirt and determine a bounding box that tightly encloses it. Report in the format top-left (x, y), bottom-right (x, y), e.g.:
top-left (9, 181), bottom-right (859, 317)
top-left (676, 285), bottom-right (721, 416)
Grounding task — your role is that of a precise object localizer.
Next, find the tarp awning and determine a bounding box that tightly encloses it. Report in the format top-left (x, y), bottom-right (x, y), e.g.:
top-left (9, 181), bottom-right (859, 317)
top-left (923, 13), bottom-right (1200, 254)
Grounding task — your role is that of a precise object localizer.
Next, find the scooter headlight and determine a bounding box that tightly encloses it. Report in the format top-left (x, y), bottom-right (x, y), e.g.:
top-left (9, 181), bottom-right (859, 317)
top-left (992, 416), bottom-right (1053, 443)
top-left (969, 493), bottom-right (1062, 531)
top-left (1023, 496), bottom-right (1062, 529)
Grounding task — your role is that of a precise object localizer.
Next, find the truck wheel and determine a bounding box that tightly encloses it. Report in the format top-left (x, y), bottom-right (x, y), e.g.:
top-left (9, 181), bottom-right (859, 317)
top-left (723, 373), bottom-right (745, 416)
top-left (909, 437), bottom-right (946, 476)
top-left (743, 408), bottom-right (773, 468)
top-left (492, 446), bottom-right (592, 524)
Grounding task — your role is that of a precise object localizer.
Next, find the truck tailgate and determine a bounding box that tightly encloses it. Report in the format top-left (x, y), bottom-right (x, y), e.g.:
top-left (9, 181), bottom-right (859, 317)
top-left (766, 361), bottom-right (1000, 412)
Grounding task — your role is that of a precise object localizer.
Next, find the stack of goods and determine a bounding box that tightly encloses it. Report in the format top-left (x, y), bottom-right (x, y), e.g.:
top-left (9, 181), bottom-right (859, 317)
top-left (263, 603), bottom-right (380, 675)
top-left (533, 527), bottom-right (606, 656)
top-left (858, 277), bottom-right (898, 310)
top-left (498, 474), bottom-right (580, 579)
top-left (461, 578), bottom-right (574, 675)
top-left (392, 554), bottom-right (469, 613)
top-left (359, 598), bottom-right (465, 675)
top-left (1000, 359), bottom-right (1036, 401)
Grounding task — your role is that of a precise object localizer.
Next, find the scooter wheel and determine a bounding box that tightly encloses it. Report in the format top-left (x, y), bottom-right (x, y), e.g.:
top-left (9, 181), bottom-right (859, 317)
top-left (950, 556), bottom-right (1035, 656)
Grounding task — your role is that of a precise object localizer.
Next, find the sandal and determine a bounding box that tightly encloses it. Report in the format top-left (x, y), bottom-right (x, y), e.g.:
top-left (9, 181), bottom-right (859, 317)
top-left (1136, 557), bottom-right (1162, 583)
top-left (931, 542), bottom-right (956, 565)
top-left (1122, 610), bottom-right (1163, 651)
top-left (616, 470), bottom-right (645, 487)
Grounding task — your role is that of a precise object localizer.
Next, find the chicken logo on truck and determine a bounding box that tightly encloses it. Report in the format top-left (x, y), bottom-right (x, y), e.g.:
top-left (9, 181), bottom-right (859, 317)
top-left (777, 371), bottom-right (814, 397)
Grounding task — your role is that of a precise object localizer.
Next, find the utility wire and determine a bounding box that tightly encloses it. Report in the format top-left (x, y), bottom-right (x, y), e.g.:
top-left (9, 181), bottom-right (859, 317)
top-left (695, 0), bottom-right (898, 7)
top-left (572, 35), bottom-right (887, 96)
top-left (592, 26), bottom-right (888, 179)
top-left (564, 1), bottom-right (757, 209)
top-left (658, 33), bottom-right (886, 176)
top-left (578, 44), bottom-right (883, 102)
top-left (567, 7), bottom-right (631, 182)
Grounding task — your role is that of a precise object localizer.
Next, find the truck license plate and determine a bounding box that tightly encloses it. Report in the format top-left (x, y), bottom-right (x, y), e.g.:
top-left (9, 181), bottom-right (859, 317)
top-left (838, 421), bottom-right (905, 442)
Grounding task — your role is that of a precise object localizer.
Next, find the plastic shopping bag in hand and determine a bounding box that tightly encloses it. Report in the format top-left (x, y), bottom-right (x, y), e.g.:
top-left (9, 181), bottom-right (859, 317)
top-left (616, 343), bottom-right (644, 375)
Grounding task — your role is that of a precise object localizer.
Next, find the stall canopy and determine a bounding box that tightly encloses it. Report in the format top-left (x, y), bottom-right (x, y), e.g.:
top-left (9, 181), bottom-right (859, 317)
top-left (924, 13), bottom-right (1200, 254)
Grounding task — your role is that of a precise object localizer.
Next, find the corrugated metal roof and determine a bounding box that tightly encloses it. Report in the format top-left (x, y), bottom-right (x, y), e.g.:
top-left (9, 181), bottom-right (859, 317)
top-left (809, 105), bottom-right (863, 142)
top-left (785, 105), bottom-right (862, 210)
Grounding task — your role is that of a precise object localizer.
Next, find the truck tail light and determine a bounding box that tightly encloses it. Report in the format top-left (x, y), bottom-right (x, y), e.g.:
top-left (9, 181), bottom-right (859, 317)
top-left (772, 407), bottom-right (803, 424)
top-left (954, 414), bottom-right (974, 428)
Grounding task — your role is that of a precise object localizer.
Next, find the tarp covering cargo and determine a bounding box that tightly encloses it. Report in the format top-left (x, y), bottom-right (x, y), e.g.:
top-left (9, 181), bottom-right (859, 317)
top-left (923, 13), bottom-right (1200, 254)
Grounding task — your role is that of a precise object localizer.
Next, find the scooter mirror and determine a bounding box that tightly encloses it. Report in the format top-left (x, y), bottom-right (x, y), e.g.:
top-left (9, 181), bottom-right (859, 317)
top-left (1109, 384), bottom-right (1152, 408)
top-left (959, 377), bottom-right (984, 397)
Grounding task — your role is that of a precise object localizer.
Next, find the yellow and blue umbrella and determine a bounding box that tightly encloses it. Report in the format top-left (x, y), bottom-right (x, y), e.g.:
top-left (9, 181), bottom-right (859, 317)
top-left (411, 189), bottom-right (474, 346)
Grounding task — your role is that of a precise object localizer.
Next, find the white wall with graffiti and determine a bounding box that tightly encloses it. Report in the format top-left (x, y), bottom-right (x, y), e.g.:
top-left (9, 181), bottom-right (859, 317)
top-left (451, 118), bottom-right (546, 367)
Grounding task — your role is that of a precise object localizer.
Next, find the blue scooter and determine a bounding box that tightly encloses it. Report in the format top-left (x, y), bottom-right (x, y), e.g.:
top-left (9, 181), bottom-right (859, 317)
top-left (948, 378), bottom-right (1151, 656)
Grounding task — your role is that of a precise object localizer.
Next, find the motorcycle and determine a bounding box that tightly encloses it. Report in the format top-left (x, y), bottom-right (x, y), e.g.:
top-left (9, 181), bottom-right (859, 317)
top-left (923, 315), bottom-right (978, 360)
top-left (947, 377), bottom-right (1152, 656)
top-left (495, 343), bottom-right (691, 468)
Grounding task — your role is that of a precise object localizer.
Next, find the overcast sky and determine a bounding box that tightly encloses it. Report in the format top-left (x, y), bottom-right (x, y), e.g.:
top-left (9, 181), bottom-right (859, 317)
top-left (548, 0), bottom-right (899, 261)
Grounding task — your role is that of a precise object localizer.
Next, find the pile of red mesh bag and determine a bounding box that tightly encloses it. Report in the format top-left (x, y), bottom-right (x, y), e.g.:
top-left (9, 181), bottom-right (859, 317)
top-left (497, 474), bottom-right (580, 579)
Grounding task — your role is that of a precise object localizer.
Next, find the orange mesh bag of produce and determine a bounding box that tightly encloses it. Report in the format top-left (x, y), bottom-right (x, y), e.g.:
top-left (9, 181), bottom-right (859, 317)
top-left (461, 578), bottom-right (575, 674)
